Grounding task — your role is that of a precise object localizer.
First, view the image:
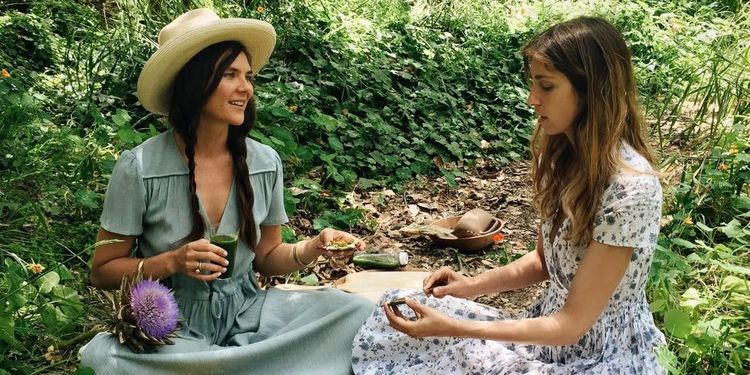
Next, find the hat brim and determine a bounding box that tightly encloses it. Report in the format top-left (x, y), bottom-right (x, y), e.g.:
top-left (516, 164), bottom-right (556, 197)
top-left (137, 18), bottom-right (276, 115)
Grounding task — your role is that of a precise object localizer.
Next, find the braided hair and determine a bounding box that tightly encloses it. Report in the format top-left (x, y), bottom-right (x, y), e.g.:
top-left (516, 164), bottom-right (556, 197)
top-left (169, 41), bottom-right (258, 248)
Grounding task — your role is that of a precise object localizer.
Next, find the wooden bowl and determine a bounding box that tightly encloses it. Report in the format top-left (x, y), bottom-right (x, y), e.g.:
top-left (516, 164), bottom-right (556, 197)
top-left (429, 216), bottom-right (503, 253)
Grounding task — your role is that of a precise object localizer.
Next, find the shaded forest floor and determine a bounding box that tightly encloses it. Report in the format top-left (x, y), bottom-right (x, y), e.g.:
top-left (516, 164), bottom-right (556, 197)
top-left (276, 160), bottom-right (545, 314)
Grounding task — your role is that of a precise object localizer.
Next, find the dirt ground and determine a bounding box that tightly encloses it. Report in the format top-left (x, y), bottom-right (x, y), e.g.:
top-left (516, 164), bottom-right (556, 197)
top-left (276, 160), bottom-right (546, 315)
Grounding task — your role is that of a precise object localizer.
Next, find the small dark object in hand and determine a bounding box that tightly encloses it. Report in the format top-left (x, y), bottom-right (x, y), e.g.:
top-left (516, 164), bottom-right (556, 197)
top-left (388, 297), bottom-right (408, 307)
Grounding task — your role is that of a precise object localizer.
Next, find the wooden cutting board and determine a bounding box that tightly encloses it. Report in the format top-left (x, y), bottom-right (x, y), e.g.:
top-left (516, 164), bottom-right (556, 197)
top-left (274, 271), bottom-right (431, 304)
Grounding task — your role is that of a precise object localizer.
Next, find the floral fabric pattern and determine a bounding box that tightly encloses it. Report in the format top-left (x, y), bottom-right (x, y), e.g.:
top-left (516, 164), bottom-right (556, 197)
top-left (352, 144), bottom-right (666, 374)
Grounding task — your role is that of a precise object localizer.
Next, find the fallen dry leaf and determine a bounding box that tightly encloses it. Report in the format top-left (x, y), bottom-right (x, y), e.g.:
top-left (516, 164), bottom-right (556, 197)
top-left (264, 161), bottom-right (542, 313)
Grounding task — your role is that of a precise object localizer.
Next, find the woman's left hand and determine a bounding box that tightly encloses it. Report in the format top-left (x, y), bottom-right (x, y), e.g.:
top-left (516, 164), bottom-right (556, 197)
top-left (310, 227), bottom-right (365, 259)
top-left (384, 298), bottom-right (458, 338)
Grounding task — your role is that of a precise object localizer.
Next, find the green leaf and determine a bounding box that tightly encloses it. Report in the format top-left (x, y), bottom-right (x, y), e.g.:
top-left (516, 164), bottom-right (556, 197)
top-left (699, 317), bottom-right (724, 339)
top-left (37, 271), bottom-right (60, 294)
top-left (732, 195), bottom-right (750, 209)
top-left (73, 367), bottom-right (96, 375)
top-left (52, 284), bottom-right (80, 301)
top-left (117, 127), bottom-right (142, 145)
top-left (300, 273), bottom-right (318, 286)
top-left (0, 311), bottom-right (19, 348)
top-left (41, 303), bottom-right (68, 334)
top-left (75, 189), bottom-right (100, 209)
top-left (445, 142), bottom-right (462, 158)
top-left (268, 136), bottom-right (285, 146)
top-left (720, 275), bottom-right (749, 293)
top-left (3, 265), bottom-right (27, 310)
top-left (312, 217), bottom-right (330, 232)
top-left (358, 178), bottom-right (379, 189)
top-left (650, 298), bottom-right (667, 313)
top-left (112, 109), bottom-right (131, 127)
top-left (6, 289), bottom-right (27, 311)
top-left (713, 244), bottom-right (732, 253)
top-left (313, 113), bottom-right (339, 132)
top-left (328, 136), bottom-right (344, 152)
top-left (441, 169), bottom-right (457, 189)
top-left (249, 129), bottom-right (271, 144)
top-left (270, 105), bottom-right (292, 118)
top-left (679, 288), bottom-right (706, 309)
top-left (148, 123), bottom-right (160, 137)
top-left (663, 308), bottom-right (692, 339)
top-left (685, 253), bottom-right (702, 263)
top-left (56, 264), bottom-right (73, 281)
top-left (654, 344), bottom-right (680, 374)
top-left (4, 258), bottom-right (24, 275)
top-left (280, 225), bottom-right (297, 243)
top-left (719, 219), bottom-right (744, 238)
top-left (269, 126), bottom-right (295, 148)
top-left (331, 171), bottom-right (345, 183)
top-left (670, 238), bottom-right (696, 249)
top-left (711, 260), bottom-right (750, 276)
top-left (695, 221), bottom-right (713, 233)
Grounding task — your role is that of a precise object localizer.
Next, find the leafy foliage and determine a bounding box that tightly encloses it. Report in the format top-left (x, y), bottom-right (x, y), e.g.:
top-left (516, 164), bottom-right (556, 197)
top-left (0, 11), bottom-right (57, 73)
top-left (649, 127), bottom-right (750, 373)
top-left (251, 0), bottom-right (534, 192)
top-left (0, 256), bottom-right (84, 373)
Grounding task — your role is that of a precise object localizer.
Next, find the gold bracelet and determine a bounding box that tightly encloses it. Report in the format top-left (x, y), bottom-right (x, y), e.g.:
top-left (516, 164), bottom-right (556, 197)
top-left (292, 241), bottom-right (316, 269)
top-left (136, 259), bottom-right (145, 276)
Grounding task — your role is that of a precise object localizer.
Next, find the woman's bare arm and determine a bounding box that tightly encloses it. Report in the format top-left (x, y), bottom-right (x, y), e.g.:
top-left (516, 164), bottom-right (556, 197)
top-left (467, 229), bottom-right (549, 296)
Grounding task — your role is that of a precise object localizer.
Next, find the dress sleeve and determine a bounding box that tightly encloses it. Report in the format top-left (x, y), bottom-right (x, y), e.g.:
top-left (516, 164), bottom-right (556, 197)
top-left (100, 150), bottom-right (146, 235)
top-left (261, 150), bottom-right (289, 226)
top-left (592, 173), bottom-right (662, 249)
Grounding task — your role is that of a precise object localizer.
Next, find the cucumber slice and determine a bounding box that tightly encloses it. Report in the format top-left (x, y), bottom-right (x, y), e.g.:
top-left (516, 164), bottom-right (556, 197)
top-left (352, 253), bottom-right (401, 270)
top-left (353, 253), bottom-right (401, 269)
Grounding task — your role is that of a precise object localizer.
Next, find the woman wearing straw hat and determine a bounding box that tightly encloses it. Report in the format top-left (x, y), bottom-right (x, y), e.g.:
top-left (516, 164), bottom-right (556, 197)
top-left (79, 8), bottom-right (374, 374)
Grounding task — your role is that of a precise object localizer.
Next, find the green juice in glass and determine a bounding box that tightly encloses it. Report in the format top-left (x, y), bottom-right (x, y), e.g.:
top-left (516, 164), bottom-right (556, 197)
top-left (211, 234), bottom-right (238, 279)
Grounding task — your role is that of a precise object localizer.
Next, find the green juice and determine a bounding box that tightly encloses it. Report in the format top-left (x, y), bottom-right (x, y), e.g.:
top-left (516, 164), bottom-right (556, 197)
top-left (211, 234), bottom-right (238, 279)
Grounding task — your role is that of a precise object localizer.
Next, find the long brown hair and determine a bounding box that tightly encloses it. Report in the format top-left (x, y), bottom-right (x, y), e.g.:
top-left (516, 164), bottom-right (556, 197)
top-left (169, 41), bottom-right (258, 247)
top-left (523, 17), bottom-right (656, 245)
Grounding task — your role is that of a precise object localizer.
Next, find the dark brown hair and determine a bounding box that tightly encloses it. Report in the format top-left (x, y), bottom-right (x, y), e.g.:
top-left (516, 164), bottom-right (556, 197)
top-left (169, 41), bottom-right (258, 247)
top-left (523, 17), bottom-right (655, 245)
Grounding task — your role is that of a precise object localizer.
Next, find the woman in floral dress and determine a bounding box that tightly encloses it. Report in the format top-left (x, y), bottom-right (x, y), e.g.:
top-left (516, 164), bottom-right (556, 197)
top-left (352, 16), bottom-right (666, 374)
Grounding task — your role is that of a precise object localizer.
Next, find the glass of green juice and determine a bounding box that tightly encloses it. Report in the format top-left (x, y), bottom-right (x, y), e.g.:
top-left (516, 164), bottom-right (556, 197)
top-left (211, 233), bottom-right (238, 279)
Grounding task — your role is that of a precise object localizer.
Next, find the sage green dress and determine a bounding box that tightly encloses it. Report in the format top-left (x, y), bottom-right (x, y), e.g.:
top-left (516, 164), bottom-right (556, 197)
top-left (79, 129), bottom-right (375, 374)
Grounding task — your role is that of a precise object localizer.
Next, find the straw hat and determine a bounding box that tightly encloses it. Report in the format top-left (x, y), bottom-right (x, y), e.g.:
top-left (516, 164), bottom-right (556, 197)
top-left (137, 8), bottom-right (276, 115)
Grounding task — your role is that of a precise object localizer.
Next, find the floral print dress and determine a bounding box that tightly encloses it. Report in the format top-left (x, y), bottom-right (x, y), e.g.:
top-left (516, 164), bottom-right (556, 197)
top-left (352, 144), bottom-right (666, 374)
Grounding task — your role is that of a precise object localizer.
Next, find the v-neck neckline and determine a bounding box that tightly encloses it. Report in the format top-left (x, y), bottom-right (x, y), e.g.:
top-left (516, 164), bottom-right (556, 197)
top-left (197, 177), bottom-right (235, 236)
top-left (169, 129), bottom-right (235, 236)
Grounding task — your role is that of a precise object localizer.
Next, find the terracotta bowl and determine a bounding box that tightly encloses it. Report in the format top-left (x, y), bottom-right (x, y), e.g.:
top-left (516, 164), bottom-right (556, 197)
top-left (429, 216), bottom-right (503, 253)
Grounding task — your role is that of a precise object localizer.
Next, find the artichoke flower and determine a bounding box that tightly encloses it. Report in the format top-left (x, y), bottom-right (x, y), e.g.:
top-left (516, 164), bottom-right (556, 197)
top-left (107, 268), bottom-right (180, 353)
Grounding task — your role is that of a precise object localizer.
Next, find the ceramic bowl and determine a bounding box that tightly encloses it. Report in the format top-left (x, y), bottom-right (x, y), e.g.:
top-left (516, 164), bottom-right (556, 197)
top-left (429, 216), bottom-right (503, 253)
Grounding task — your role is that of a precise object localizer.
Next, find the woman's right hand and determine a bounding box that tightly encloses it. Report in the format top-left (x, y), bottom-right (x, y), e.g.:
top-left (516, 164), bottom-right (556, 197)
top-left (423, 267), bottom-right (476, 299)
top-left (172, 239), bottom-right (228, 281)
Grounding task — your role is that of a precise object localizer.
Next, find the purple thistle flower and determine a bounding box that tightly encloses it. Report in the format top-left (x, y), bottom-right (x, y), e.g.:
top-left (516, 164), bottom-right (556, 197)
top-left (129, 280), bottom-right (179, 339)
